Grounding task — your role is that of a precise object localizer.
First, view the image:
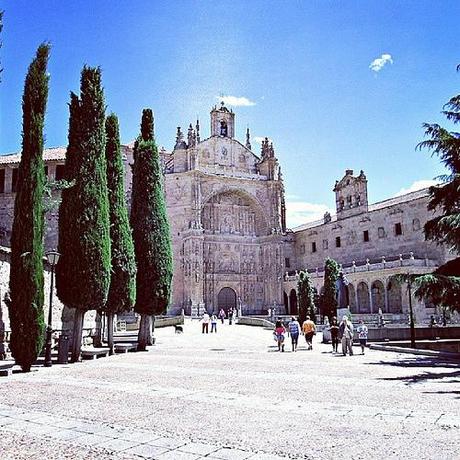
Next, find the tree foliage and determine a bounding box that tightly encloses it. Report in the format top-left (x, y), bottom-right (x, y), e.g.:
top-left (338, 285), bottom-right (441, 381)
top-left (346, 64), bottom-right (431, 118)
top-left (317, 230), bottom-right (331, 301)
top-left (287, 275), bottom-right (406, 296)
top-left (105, 113), bottom-right (136, 314)
top-left (131, 109), bottom-right (173, 316)
top-left (322, 257), bottom-right (339, 321)
top-left (131, 109), bottom-right (173, 349)
top-left (56, 66), bottom-right (111, 359)
top-left (414, 82), bottom-right (460, 312)
top-left (297, 270), bottom-right (315, 324)
top-left (8, 44), bottom-right (50, 371)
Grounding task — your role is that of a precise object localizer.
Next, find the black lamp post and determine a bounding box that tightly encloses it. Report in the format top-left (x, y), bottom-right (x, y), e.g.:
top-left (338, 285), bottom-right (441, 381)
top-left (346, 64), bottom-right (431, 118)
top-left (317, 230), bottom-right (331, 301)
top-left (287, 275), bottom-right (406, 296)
top-left (44, 250), bottom-right (60, 367)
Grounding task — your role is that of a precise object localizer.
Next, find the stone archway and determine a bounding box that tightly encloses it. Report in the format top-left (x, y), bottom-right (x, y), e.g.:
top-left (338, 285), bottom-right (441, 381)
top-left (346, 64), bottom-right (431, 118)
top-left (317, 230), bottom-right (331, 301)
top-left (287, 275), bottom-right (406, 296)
top-left (218, 287), bottom-right (237, 312)
top-left (283, 292), bottom-right (289, 313)
top-left (289, 289), bottom-right (298, 315)
top-left (371, 280), bottom-right (385, 313)
top-left (348, 284), bottom-right (356, 313)
top-left (357, 281), bottom-right (370, 313)
top-left (387, 277), bottom-right (402, 313)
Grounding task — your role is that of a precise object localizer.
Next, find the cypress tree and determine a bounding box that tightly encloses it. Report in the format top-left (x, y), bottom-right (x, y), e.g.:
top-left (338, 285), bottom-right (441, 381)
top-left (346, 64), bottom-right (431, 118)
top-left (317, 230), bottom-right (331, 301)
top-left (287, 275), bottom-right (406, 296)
top-left (297, 270), bottom-right (315, 325)
top-left (8, 44), bottom-right (50, 371)
top-left (131, 109), bottom-right (173, 351)
top-left (322, 257), bottom-right (339, 321)
top-left (105, 113), bottom-right (136, 354)
top-left (56, 66), bottom-right (111, 362)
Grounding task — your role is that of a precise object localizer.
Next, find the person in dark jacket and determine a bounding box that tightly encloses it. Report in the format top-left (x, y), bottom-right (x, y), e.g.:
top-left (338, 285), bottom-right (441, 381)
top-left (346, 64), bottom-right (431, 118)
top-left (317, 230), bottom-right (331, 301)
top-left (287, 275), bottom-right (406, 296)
top-left (329, 317), bottom-right (340, 353)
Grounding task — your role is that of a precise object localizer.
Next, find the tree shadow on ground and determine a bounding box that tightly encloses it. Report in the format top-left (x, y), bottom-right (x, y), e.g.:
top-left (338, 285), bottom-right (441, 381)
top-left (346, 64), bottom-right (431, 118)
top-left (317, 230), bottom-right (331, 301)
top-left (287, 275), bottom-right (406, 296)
top-left (369, 356), bottom-right (460, 388)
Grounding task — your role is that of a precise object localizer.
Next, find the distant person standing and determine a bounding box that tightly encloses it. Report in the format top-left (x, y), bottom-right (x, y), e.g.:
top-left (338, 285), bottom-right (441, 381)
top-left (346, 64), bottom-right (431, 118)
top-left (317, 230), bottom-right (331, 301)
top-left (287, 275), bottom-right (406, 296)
top-left (288, 316), bottom-right (301, 352)
top-left (201, 311), bottom-right (210, 334)
top-left (356, 319), bottom-right (368, 354)
top-left (267, 308), bottom-right (272, 321)
top-left (339, 316), bottom-right (354, 356)
top-left (329, 317), bottom-right (340, 353)
top-left (218, 308), bottom-right (226, 324)
top-left (210, 313), bottom-right (218, 333)
top-left (228, 308), bottom-right (234, 325)
top-left (302, 315), bottom-right (316, 350)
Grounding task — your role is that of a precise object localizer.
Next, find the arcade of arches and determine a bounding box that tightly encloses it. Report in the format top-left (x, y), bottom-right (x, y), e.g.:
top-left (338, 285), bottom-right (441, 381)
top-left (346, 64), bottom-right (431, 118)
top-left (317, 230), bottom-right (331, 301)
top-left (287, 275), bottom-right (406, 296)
top-left (348, 277), bottom-right (402, 313)
top-left (284, 276), bottom-right (403, 316)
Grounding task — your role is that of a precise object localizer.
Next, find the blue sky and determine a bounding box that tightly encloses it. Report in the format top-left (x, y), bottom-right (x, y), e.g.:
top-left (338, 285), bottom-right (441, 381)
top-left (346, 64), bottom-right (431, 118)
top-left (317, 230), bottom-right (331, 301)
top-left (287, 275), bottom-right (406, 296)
top-left (1, 0), bottom-right (459, 226)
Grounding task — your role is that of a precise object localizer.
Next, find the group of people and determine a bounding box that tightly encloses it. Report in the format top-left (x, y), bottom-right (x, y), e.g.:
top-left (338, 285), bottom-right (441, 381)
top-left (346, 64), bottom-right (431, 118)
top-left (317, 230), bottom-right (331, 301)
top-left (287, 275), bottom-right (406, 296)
top-left (200, 307), bottom-right (237, 333)
top-left (273, 315), bottom-right (316, 352)
top-left (329, 316), bottom-right (368, 355)
top-left (273, 315), bottom-right (369, 355)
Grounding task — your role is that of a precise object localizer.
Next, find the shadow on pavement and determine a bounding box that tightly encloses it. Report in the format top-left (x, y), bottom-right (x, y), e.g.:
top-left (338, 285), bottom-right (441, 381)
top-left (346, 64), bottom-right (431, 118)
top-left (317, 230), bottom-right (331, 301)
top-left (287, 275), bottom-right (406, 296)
top-left (369, 356), bottom-right (460, 386)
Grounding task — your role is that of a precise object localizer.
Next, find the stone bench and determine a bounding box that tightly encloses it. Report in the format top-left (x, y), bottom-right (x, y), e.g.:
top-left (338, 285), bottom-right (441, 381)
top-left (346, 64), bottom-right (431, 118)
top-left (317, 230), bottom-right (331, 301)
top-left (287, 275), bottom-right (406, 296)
top-left (0, 361), bottom-right (14, 377)
top-left (114, 343), bottom-right (137, 353)
top-left (81, 347), bottom-right (110, 360)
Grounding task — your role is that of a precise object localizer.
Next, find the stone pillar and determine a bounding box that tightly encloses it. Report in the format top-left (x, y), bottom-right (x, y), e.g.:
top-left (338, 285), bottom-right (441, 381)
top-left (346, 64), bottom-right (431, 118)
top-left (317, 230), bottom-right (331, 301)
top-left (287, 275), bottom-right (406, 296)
top-left (369, 283), bottom-right (373, 314)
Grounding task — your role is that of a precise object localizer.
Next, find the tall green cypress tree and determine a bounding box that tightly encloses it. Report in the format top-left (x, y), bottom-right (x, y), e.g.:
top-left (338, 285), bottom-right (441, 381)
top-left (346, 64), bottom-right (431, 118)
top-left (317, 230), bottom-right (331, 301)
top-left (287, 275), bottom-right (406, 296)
top-left (297, 270), bottom-right (315, 325)
top-left (322, 257), bottom-right (339, 321)
top-left (8, 44), bottom-right (50, 372)
top-left (56, 66), bottom-right (111, 362)
top-left (105, 113), bottom-right (136, 354)
top-left (131, 109), bottom-right (173, 351)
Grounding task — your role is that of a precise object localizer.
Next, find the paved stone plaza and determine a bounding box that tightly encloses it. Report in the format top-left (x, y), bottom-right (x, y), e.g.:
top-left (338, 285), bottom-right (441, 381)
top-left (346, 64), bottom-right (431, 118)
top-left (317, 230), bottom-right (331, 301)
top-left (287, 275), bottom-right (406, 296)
top-left (0, 321), bottom-right (459, 459)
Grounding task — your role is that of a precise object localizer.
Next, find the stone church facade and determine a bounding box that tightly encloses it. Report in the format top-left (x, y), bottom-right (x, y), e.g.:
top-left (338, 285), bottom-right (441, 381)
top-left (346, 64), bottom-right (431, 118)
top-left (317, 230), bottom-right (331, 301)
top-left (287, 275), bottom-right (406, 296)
top-left (0, 104), bottom-right (451, 323)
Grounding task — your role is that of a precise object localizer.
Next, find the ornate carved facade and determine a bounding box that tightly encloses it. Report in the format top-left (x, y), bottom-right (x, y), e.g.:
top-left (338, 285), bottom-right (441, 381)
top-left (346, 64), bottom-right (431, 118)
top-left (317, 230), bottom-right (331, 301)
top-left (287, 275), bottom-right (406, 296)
top-left (160, 103), bottom-right (289, 314)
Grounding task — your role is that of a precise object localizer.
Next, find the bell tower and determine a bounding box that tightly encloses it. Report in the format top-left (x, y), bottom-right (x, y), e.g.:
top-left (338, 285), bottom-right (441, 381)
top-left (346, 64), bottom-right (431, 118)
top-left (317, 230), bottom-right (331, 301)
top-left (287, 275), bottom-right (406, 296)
top-left (210, 102), bottom-right (235, 138)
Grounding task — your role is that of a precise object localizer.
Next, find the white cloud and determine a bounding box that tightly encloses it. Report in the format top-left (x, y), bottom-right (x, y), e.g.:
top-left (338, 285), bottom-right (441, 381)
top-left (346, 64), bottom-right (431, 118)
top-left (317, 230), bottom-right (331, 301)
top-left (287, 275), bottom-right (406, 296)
top-left (369, 53), bottom-right (393, 72)
top-left (253, 136), bottom-right (272, 144)
top-left (395, 179), bottom-right (440, 196)
top-left (286, 200), bottom-right (333, 228)
top-left (216, 95), bottom-right (256, 107)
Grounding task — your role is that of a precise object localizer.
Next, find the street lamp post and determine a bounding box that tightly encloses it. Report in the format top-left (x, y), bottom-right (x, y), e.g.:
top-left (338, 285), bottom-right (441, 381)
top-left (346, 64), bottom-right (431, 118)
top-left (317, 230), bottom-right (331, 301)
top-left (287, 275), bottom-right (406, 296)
top-left (407, 274), bottom-right (416, 348)
top-left (44, 250), bottom-right (60, 367)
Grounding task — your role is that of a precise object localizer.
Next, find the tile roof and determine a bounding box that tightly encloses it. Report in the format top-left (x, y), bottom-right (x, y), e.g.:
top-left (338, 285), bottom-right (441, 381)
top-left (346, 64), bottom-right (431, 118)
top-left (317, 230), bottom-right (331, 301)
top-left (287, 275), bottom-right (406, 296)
top-left (0, 147), bottom-right (67, 165)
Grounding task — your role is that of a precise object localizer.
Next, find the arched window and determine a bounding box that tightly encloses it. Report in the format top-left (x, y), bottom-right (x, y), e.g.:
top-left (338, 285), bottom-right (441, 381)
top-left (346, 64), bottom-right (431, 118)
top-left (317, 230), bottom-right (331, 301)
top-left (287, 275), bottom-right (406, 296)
top-left (412, 218), bottom-right (421, 231)
top-left (220, 121), bottom-right (228, 136)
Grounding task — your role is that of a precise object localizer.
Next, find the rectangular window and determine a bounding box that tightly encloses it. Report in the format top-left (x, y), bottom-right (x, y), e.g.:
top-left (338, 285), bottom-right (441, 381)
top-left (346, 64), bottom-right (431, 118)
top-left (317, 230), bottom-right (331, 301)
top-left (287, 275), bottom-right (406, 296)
top-left (55, 164), bottom-right (65, 181)
top-left (44, 166), bottom-right (48, 178)
top-left (378, 227), bottom-right (385, 238)
top-left (300, 244), bottom-right (305, 255)
top-left (335, 236), bottom-right (341, 248)
top-left (285, 257), bottom-right (290, 268)
top-left (395, 222), bottom-right (402, 236)
top-left (363, 230), bottom-right (369, 242)
top-left (0, 169), bottom-right (5, 193)
top-left (323, 239), bottom-right (328, 250)
top-left (311, 242), bottom-right (317, 253)
top-left (11, 168), bottom-right (18, 193)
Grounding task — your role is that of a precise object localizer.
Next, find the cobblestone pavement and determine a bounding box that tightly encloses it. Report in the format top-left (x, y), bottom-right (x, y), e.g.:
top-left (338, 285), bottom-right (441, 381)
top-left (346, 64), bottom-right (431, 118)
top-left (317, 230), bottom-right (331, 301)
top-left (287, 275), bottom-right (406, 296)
top-left (0, 320), bottom-right (459, 459)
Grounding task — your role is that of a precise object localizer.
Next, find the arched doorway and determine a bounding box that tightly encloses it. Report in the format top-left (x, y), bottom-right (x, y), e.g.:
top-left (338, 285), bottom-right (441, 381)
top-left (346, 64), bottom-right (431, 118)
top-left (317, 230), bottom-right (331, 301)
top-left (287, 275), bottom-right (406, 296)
top-left (218, 287), bottom-right (237, 312)
top-left (289, 289), bottom-right (298, 315)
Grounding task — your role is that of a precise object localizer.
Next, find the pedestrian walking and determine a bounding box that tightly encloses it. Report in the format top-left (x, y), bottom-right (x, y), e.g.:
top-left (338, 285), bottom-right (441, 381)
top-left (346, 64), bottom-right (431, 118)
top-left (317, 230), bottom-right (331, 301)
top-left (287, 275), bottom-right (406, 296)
top-left (210, 313), bottom-right (218, 333)
top-left (339, 315), bottom-right (354, 356)
top-left (274, 319), bottom-right (286, 352)
top-left (288, 316), bottom-right (301, 352)
top-left (218, 308), bottom-right (226, 324)
top-left (267, 307), bottom-right (272, 321)
top-left (356, 319), bottom-right (368, 354)
top-left (228, 308), bottom-right (234, 325)
top-left (302, 315), bottom-right (316, 350)
top-left (201, 311), bottom-right (210, 334)
top-left (329, 316), bottom-right (340, 353)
